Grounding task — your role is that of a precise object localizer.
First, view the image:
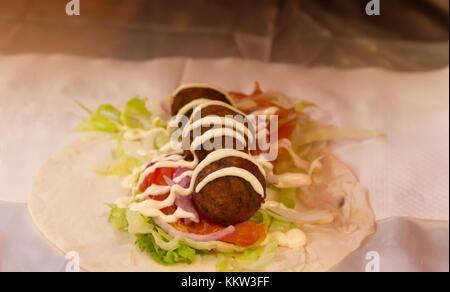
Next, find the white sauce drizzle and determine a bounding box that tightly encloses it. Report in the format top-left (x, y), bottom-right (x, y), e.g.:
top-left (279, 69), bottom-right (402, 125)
top-left (184, 116), bottom-right (254, 143)
top-left (173, 171), bottom-right (193, 184)
top-left (195, 167), bottom-right (265, 197)
top-left (169, 98), bottom-right (212, 128)
top-left (135, 185), bottom-right (171, 200)
top-left (191, 127), bottom-right (248, 151)
top-left (190, 100), bottom-right (246, 119)
top-left (196, 149), bottom-right (266, 178)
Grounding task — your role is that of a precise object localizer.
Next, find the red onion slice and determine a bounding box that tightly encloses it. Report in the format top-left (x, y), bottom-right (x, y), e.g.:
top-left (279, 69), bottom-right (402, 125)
top-left (163, 175), bottom-right (175, 186)
top-left (174, 194), bottom-right (199, 223)
top-left (177, 176), bottom-right (191, 188)
top-left (153, 217), bottom-right (235, 242)
top-left (164, 174), bottom-right (191, 189)
top-left (163, 176), bottom-right (197, 221)
top-left (173, 167), bottom-right (191, 178)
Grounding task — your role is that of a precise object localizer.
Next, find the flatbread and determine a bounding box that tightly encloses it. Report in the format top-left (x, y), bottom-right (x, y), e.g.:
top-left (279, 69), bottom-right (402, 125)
top-left (28, 132), bottom-right (375, 271)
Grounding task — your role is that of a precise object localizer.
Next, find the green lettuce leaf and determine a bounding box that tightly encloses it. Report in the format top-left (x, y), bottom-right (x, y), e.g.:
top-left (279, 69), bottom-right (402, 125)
top-left (120, 97), bottom-right (152, 129)
top-left (75, 101), bottom-right (122, 133)
top-left (135, 232), bottom-right (198, 266)
top-left (108, 204), bottom-right (128, 231)
top-left (75, 96), bottom-right (154, 133)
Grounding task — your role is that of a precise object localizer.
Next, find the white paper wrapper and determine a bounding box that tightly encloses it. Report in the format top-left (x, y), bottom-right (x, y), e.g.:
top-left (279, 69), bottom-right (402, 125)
top-left (0, 54), bottom-right (448, 271)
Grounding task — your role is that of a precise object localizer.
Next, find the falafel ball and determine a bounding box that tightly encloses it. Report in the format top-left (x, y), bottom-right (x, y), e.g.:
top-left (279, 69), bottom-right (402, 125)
top-left (193, 156), bottom-right (266, 225)
top-left (171, 87), bottom-right (232, 116)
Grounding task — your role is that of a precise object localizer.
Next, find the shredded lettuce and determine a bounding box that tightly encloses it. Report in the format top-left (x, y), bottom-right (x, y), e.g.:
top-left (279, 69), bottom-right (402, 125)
top-left (120, 97), bottom-right (152, 129)
top-left (76, 97), bottom-right (154, 133)
top-left (76, 97), bottom-right (163, 176)
top-left (268, 219), bottom-right (298, 233)
top-left (96, 156), bottom-right (142, 176)
top-left (75, 97), bottom-right (173, 177)
top-left (154, 131), bottom-right (170, 150)
top-left (108, 204), bottom-right (128, 231)
top-left (126, 210), bottom-right (155, 234)
top-left (268, 185), bottom-right (297, 209)
top-left (217, 239), bottom-right (278, 272)
top-left (96, 137), bottom-right (143, 176)
top-left (136, 233), bottom-right (198, 266)
top-left (273, 151), bottom-right (307, 174)
top-left (76, 105), bottom-right (122, 133)
top-left (294, 101), bottom-right (317, 113)
top-left (132, 215), bottom-right (207, 265)
top-left (293, 125), bottom-right (382, 147)
top-left (251, 209), bottom-right (272, 227)
top-left (252, 209), bottom-right (298, 233)
top-left (153, 117), bottom-right (167, 129)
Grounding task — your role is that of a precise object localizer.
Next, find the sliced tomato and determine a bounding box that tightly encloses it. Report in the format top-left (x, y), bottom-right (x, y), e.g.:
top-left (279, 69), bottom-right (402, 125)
top-left (148, 194), bottom-right (168, 201)
top-left (173, 219), bottom-right (267, 247)
top-left (152, 167), bottom-right (175, 186)
top-left (160, 205), bottom-right (177, 215)
top-left (139, 171), bottom-right (154, 192)
top-left (221, 221), bottom-right (267, 247)
top-left (139, 167), bottom-right (175, 192)
top-left (173, 218), bottom-right (223, 235)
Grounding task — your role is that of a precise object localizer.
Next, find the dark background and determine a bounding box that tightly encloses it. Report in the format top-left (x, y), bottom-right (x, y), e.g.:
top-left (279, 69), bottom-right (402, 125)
top-left (0, 0), bottom-right (448, 70)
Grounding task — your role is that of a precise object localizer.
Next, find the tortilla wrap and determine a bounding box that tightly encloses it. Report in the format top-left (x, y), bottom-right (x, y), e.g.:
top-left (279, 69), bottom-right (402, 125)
top-left (28, 132), bottom-right (375, 272)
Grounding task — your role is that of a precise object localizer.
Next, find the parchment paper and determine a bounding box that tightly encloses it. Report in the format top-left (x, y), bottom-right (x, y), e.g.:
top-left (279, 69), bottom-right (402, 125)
top-left (0, 54), bottom-right (448, 271)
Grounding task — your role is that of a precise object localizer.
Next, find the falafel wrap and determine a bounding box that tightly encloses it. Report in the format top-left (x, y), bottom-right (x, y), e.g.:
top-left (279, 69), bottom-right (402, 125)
top-left (29, 83), bottom-right (378, 271)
